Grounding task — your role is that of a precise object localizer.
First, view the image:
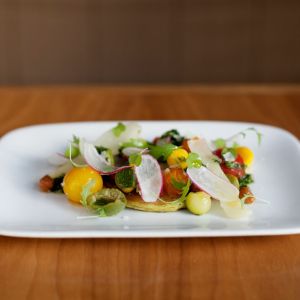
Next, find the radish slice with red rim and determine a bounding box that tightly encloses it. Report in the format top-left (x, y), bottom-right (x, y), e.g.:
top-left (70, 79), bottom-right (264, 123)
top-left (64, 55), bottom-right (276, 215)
top-left (187, 166), bottom-right (239, 202)
top-left (134, 155), bottom-right (163, 202)
top-left (81, 141), bottom-right (130, 175)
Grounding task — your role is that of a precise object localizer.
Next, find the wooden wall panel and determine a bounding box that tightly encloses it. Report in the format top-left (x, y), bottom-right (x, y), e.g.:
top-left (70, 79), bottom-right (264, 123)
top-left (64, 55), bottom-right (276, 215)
top-left (0, 0), bottom-right (299, 84)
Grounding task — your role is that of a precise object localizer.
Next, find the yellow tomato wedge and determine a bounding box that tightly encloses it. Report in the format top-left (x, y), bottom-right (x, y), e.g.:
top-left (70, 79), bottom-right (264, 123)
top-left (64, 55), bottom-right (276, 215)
top-left (236, 146), bottom-right (254, 166)
top-left (167, 148), bottom-right (189, 169)
top-left (63, 166), bottom-right (103, 203)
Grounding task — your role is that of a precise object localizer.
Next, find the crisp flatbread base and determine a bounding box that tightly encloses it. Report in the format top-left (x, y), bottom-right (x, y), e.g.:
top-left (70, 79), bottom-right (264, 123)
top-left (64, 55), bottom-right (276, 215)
top-left (126, 193), bottom-right (185, 212)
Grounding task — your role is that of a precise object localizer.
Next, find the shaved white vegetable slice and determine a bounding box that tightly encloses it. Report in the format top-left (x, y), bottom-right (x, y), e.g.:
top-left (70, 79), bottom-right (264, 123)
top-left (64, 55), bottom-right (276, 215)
top-left (48, 153), bottom-right (68, 166)
top-left (81, 141), bottom-right (130, 174)
top-left (188, 138), bottom-right (228, 181)
top-left (134, 155), bottom-right (163, 202)
top-left (187, 166), bottom-right (239, 202)
top-left (49, 155), bottom-right (85, 178)
top-left (95, 122), bottom-right (141, 155)
top-left (220, 201), bottom-right (251, 219)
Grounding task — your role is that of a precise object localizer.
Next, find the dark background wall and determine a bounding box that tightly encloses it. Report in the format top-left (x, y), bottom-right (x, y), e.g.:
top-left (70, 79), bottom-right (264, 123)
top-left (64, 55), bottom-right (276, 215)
top-left (1, 0), bottom-right (300, 85)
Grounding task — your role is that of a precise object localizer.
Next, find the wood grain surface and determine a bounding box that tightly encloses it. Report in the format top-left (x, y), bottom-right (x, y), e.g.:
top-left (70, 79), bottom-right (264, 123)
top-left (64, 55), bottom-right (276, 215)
top-left (0, 85), bottom-right (299, 300)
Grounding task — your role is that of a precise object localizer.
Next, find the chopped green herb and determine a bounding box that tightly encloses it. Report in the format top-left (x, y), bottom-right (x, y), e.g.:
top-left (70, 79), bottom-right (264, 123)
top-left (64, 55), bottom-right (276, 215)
top-left (129, 152), bottom-right (142, 166)
top-left (239, 174), bottom-right (254, 187)
top-left (225, 161), bottom-right (241, 169)
top-left (112, 122), bottom-right (126, 137)
top-left (222, 147), bottom-right (237, 159)
top-left (89, 188), bottom-right (127, 217)
top-left (171, 177), bottom-right (187, 190)
top-left (149, 144), bottom-right (178, 161)
top-left (186, 152), bottom-right (202, 168)
top-left (80, 179), bottom-right (96, 207)
top-left (115, 168), bottom-right (136, 190)
top-left (120, 138), bottom-right (148, 149)
top-left (214, 138), bottom-right (226, 149)
top-left (161, 129), bottom-right (184, 146)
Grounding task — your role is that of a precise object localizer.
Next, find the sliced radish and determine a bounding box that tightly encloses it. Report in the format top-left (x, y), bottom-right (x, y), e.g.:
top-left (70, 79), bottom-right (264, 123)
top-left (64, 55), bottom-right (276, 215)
top-left (81, 140), bottom-right (130, 175)
top-left (188, 138), bottom-right (229, 181)
top-left (187, 166), bottom-right (239, 202)
top-left (134, 155), bottom-right (163, 202)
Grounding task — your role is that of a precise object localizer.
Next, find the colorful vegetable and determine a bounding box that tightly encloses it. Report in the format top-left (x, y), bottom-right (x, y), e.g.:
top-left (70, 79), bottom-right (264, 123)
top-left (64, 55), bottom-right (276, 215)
top-left (63, 167), bottom-right (103, 203)
top-left (167, 148), bottom-right (189, 169)
top-left (186, 192), bottom-right (211, 215)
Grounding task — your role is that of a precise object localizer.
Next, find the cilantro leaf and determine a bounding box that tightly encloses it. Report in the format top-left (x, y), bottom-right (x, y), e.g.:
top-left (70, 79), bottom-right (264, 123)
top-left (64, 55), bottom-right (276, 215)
top-left (129, 152), bottom-right (142, 166)
top-left (80, 179), bottom-right (96, 207)
top-left (186, 152), bottom-right (202, 168)
top-left (149, 144), bottom-right (177, 161)
top-left (239, 174), bottom-right (254, 187)
top-left (171, 177), bottom-right (187, 190)
top-left (214, 138), bottom-right (226, 149)
top-left (112, 122), bottom-right (126, 137)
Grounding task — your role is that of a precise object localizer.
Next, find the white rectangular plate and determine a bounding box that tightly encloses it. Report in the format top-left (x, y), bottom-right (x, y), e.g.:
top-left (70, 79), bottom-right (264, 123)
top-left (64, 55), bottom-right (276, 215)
top-left (0, 121), bottom-right (299, 238)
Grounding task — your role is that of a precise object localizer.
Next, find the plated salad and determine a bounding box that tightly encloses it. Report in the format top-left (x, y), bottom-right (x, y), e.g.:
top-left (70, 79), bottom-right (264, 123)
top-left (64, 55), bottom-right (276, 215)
top-left (39, 122), bottom-right (261, 219)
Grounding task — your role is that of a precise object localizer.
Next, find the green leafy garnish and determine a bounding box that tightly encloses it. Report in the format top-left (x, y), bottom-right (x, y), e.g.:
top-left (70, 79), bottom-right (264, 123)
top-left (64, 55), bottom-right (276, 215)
top-left (80, 179), bottom-right (96, 207)
top-left (89, 188), bottom-right (127, 217)
top-left (115, 168), bottom-right (136, 190)
top-left (129, 152), bottom-right (142, 166)
top-left (149, 144), bottom-right (177, 161)
top-left (214, 138), bottom-right (226, 149)
top-left (161, 129), bottom-right (184, 146)
top-left (225, 161), bottom-right (241, 169)
top-left (112, 122), bottom-right (126, 137)
top-left (239, 174), bottom-right (254, 187)
top-left (222, 147), bottom-right (237, 159)
top-left (186, 152), bottom-right (202, 168)
top-left (160, 179), bottom-right (191, 204)
top-left (65, 135), bottom-right (80, 158)
top-left (120, 138), bottom-right (148, 149)
top-left (171, 178), bottom-right (187, 190)
top-left (235, 127), bottom-right (263, 146)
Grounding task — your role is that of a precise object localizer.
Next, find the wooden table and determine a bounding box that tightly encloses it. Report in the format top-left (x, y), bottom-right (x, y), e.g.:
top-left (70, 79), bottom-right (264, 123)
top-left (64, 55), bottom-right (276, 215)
top-left (0, 85), bottom-right (299, 300)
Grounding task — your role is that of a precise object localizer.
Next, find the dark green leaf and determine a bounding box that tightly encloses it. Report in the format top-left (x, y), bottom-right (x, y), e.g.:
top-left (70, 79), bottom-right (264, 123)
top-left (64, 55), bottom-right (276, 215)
top-left (161, 129), bottom-right (184, 146)
top-left (239, 174), bottom-right (254, 187)
top-left (115, 168), bottom-right (136, 190)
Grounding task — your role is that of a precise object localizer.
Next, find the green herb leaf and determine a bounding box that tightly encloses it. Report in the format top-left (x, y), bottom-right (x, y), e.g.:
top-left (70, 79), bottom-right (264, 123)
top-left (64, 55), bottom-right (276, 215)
top-left (115, 168), bottom-right (136, 190)
top-left (214, 138), bottom-right (226, 149)
top-left (222, 147), bottom-right (237, 159)
top-left (159, 179), bottom-right (191, 204)
top-left (129, 152), bottom-right (142, 166)
top-left (120, 138), bottom-right (149, 149)
top-left (80, 179), bottom-right (96, 207)
top-left (239, 174), bottom-right (254, 187)
top-left (171, 177), bottom-right (187, 190)
top-left (161, 129), bottom-right (184, 146)
top-left (186, 152), bottom-right (202, 168)
top-left (149, 144), bottom-right (178, 161)
top-left (178, 179), bottom-right (192, 203)
top-left (112, 122), bottom-right (126, 137)
top-left (225, 161), bottom-right (241, 169)
top-left (89, 188), bottom-right (127, 217)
